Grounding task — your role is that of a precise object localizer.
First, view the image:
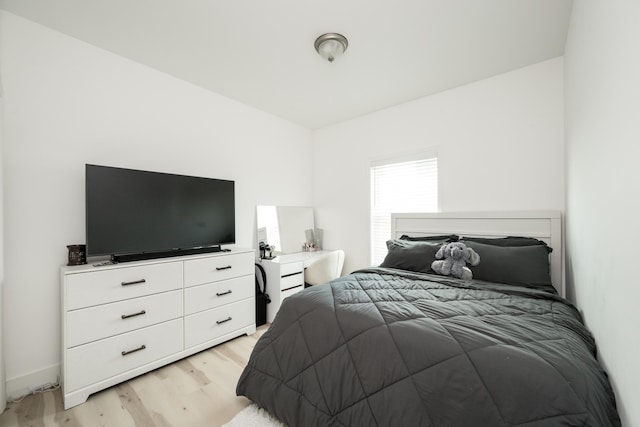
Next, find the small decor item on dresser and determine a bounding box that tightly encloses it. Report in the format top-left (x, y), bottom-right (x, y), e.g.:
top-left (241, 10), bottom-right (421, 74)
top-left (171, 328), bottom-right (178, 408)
top-left (66, 244), bottom-right (87, 266)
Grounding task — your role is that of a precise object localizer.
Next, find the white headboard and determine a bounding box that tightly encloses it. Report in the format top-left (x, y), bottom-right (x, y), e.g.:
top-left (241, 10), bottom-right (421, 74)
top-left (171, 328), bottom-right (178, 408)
top-left (390, 211), bottom-right (564, 296)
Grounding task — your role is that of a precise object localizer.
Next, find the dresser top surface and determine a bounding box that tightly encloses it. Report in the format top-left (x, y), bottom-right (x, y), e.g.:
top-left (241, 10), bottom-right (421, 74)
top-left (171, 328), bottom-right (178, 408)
top-left (61, 247), bottom-right (254, 275)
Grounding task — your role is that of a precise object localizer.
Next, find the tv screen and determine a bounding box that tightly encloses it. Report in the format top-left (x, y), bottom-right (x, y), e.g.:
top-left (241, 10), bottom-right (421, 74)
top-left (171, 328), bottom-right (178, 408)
top-left (86, 164), bottom-right (235, 259)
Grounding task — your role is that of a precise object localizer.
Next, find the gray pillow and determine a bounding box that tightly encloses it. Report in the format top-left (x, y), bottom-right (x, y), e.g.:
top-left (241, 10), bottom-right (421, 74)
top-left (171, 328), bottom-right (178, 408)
top-left (464, 241), bottom-right (553, 291)
top-left (380, 240), bottom-right (442, 274)
top-left (400, 234), bottom-right (458, 243)
top-left (461, 236), bottom-right (552, 253)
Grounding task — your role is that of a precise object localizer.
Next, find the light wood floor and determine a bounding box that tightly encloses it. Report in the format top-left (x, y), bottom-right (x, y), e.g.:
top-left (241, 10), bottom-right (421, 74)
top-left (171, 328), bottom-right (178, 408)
top-left (0, 325), bottom-right (268, 427)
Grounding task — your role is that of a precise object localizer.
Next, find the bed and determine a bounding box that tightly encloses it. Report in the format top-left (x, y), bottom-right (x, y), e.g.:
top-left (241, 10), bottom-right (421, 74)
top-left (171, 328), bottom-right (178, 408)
top-left (236, 211), bottom-right (620, 426)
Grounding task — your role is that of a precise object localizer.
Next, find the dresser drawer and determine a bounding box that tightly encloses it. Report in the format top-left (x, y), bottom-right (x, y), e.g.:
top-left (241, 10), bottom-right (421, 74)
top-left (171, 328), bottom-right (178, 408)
top-left (65, 319), bottom-right (183, 392)
top-left (65, 262), bottom-right (183, 310)
top-left (184, 252), bottom-right (254, 287)
top-left (184, 298), bottom-right (255, 348)
top-left (184, 275), bottom-right (253, 316)
top-left (66, 290), bottom-right (183, 348)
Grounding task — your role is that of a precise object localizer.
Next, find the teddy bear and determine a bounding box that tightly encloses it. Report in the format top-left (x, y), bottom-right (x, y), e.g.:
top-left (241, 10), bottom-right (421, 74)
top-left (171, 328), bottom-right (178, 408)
top-left (431, 241), bottom-right (480, 280)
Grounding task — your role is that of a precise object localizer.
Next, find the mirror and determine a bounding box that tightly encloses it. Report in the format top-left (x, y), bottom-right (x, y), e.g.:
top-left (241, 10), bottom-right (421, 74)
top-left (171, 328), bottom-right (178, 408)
top-left (257, 205), bottom-right (315, 254)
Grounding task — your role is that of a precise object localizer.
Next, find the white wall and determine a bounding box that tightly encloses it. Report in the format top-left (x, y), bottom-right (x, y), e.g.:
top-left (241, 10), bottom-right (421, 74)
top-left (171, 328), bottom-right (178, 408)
top-left (0, 84), bottom-right (6, 410)
top-left (565, 2), bottom-right (640, 425)
top-left (313, 58), bottom-right (565, 274)
top-left (0, 11), bottom-right (313, 398)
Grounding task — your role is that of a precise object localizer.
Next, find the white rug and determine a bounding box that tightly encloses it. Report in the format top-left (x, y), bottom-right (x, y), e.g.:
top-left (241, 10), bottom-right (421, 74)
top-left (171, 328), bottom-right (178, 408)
top-left (223, 404), bottom-right (287, 427)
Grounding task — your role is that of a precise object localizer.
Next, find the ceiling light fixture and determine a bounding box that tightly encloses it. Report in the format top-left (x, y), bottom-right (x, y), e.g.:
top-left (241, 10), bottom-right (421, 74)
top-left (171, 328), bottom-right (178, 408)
top-left (314, 33), bottom-right (348, 63)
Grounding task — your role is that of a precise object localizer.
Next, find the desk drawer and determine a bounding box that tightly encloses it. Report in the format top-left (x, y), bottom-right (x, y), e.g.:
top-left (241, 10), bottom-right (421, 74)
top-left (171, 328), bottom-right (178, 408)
top-left (184, 275), bottom-right (253, 315)
top-left (65, 319), bottom-right (183, 392)
top-left (66, 290), bottom-right (183, 348)
top-left (281, 285), bottom-right (303, 302)
top-left (184, 298), bottom-right (255, 348)
top-left (184, 252), bottom-right (254, 287)
top-left (280, 261), bottom-right (304, 277)
top-left (281, 272), bottom-right (304, 291)
top-left (66, 262), bottom-right (183, 310)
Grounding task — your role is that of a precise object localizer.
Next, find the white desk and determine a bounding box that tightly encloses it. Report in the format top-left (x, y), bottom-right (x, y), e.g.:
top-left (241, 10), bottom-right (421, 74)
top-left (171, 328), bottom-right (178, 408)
top-left (259, 251), bottom-right (331, 323)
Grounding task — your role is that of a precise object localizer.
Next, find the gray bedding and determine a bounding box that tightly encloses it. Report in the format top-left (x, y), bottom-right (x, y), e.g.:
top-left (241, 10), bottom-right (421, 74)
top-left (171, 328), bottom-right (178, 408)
top-left (236, 268), bottom-right (620, 426)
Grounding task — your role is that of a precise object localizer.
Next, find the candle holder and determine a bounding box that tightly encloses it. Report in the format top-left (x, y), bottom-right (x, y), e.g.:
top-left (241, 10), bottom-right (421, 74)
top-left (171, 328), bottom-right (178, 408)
top-left (67, 244), bottom-right (87, 266)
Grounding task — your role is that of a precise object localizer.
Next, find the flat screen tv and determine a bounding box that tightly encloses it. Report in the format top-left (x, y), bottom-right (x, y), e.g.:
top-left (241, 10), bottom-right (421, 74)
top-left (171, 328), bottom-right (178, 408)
top-left (86, 164), bottom-right (235, 262)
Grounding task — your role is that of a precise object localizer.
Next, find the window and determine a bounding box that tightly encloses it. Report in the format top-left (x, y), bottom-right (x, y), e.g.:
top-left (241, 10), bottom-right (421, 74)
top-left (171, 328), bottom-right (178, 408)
top-left (370, 155), bottom-right (438, 265)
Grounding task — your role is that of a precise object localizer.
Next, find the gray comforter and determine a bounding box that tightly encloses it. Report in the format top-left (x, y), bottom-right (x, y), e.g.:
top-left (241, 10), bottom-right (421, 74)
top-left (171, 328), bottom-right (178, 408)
top-left (236, 268), bottom-right (620, 426)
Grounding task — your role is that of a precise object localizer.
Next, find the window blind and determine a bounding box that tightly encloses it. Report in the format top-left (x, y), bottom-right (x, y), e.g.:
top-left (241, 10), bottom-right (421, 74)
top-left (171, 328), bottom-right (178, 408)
top-left (370, 156), bottom-right (438, 265)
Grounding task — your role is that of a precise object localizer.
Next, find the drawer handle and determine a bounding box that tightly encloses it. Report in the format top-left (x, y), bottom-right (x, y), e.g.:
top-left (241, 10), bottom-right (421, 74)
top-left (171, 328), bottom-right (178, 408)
top-left (121, 344), bottom-right (146, 356)
top-left (282, 272), bottom-right (303, 278)
top-left (121, 279), bottom-right (146, 286)
top-left (215, 266), bottom-right (232, 271)
top-left (216, 316), bottom-right (232, 325)
top-left (216, 290), bottom-right (232, 297)
top-left (121, 310), bottom-right (146, 319)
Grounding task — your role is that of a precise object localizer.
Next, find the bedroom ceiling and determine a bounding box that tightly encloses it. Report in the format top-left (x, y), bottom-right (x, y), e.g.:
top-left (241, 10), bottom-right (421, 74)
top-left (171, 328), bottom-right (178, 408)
top-left (0, 0), bottom-right (573, 129)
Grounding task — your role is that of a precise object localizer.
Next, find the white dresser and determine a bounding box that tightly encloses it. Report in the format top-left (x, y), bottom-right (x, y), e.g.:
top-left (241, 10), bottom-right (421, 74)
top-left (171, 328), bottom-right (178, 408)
top-left (60, 249), bottom-right (255, 409)
top-left (260, 251), bottom-right (331, 323)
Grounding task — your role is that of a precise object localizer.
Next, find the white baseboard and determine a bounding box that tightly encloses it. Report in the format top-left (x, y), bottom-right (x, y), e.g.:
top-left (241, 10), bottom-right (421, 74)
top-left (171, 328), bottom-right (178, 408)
top-left (6, 364), bottom-right (60, 401)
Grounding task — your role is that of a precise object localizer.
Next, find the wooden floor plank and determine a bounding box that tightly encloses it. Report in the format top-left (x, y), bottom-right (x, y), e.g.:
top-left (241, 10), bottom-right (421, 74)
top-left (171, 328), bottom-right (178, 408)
top-left (15, 391), bottom-right (45, 427)
top-left (0, 325), bottom-right (268, 427)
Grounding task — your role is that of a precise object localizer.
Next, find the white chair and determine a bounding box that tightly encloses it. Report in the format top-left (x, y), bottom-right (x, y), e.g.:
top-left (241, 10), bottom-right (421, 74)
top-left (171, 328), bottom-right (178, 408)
top-left (304, 250), bottom-right (345, 287)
